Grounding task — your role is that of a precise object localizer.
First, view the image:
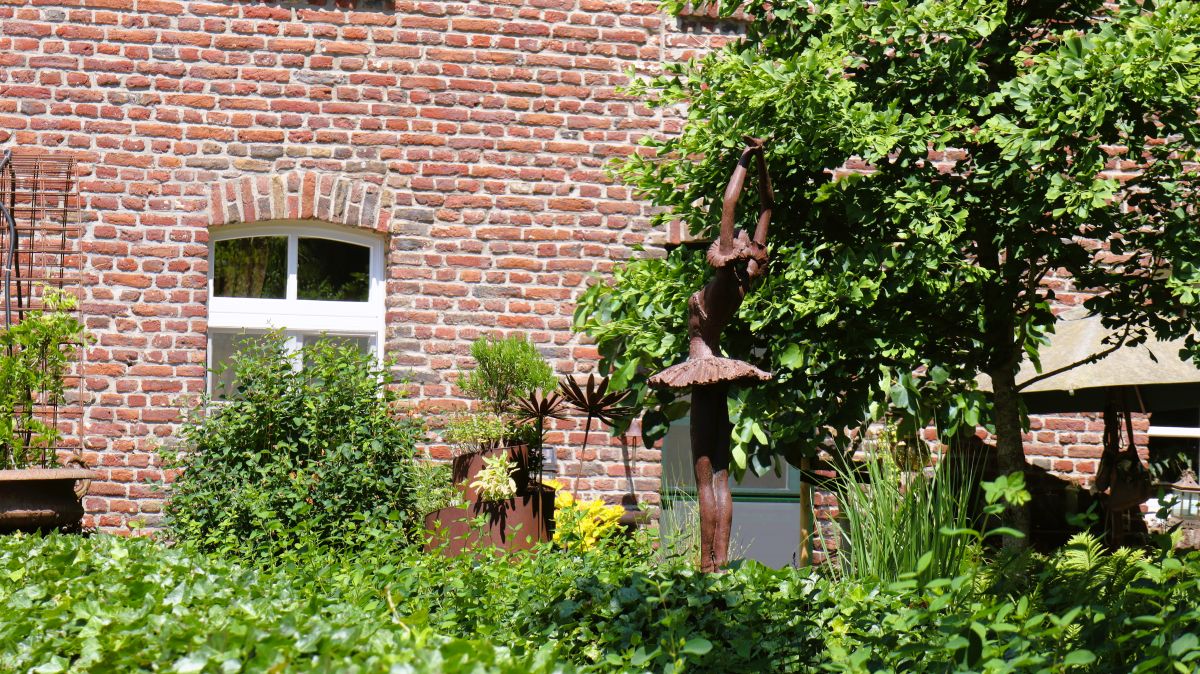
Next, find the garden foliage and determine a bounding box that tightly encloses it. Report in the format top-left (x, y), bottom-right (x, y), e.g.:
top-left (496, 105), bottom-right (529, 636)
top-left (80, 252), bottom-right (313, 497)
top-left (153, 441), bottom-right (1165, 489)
top-left (470, 453), bottom-right (519, 502)
top-left (4, 528), bottom-right (1200, 673)
top-left (575, 0), bottom-right (1200, 519)
top-left (162, 332), bottom-right (424, 555)
top-left (826, 437), bottom-right (982, 584)
top-left (0, 534), bottom-right (570, 674)
top-left (0, 289), bottom-right (90, 470)
top-left (461, 336), bottom-right (557, 414)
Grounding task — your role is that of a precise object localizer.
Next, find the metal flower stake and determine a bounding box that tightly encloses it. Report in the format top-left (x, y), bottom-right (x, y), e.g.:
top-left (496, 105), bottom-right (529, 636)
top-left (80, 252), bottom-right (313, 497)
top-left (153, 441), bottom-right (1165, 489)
top-left (559, 373), bottom-right (633, 458)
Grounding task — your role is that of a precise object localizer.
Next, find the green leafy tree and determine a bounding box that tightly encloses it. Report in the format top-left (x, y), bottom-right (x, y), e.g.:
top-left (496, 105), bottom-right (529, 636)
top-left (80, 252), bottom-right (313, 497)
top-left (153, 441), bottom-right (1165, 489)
top-left (576, 0), bottom-right (1200, 538)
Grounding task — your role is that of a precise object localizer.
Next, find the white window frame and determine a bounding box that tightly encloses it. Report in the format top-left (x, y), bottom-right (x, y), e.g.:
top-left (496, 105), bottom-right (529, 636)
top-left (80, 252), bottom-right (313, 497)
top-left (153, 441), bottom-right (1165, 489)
top-left (1147, 415), bottom-right (1200, 519)
top-left (207, 220), bottom-right (386, 393)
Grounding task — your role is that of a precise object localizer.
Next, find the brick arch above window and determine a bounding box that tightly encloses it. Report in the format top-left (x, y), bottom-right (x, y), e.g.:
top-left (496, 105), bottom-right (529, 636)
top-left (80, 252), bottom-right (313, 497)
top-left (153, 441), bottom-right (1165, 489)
top-left (205, 171), bottom-right (396, 234)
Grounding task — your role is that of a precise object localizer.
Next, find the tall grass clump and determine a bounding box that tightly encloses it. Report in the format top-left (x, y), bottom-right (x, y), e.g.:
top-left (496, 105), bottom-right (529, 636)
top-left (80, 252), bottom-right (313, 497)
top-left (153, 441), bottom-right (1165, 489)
top-left (826, 425), bottom-right (981, 584)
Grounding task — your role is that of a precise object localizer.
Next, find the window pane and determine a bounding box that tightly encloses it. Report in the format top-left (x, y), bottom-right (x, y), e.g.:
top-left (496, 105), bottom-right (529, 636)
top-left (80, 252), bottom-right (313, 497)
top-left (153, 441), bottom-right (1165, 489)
top-left (297, 237), bottom-right (370, 302)
top-left (209, 330), bottom-right (268, 398)
top-left (661, 421), bottom-right (697, 490)
top-left (213, 236), bottom-right (287, 299)
top-left (735, 460), bottom-right (790, 491)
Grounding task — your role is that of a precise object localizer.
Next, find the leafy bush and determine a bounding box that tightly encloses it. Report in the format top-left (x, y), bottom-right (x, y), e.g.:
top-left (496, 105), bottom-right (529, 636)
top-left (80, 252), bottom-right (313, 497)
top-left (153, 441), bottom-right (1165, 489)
top-left (4, 529), bottom-right (1200, 673)
top-left (460, 336), bottom-right (557, 414)
top-left (0, 534), bottom-right (571, 674)
top-left (411, 459), bottom-right (462, 515)
top-left (162, 332), bottom-right (424, 556)
top-left (443, 411), bottom-right (509, 456)
top-left (0, 288), bottom-right (90, 469)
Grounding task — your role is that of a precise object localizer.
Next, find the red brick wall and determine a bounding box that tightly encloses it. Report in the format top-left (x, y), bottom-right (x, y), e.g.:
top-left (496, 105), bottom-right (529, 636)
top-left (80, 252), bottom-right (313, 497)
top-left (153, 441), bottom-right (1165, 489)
top-left (0, 0), bottom-right (750, 532)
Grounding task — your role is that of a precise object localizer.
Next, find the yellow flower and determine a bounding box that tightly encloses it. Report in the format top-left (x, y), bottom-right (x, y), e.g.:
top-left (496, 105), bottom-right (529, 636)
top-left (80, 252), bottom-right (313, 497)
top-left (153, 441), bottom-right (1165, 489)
top-left (554, 490), bottom-right (575, 509)
top-left (551, 490), bottom-right (626, 552)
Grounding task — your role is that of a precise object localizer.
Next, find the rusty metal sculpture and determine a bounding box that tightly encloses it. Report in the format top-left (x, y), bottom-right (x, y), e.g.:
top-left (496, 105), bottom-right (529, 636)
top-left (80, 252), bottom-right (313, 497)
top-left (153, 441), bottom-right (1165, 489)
top-left (650, 137), bottom-right (774, 573)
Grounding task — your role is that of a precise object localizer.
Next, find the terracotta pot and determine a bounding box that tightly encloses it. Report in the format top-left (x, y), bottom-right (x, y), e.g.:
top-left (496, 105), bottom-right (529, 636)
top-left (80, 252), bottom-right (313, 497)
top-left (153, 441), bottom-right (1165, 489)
top-left (451, 444), bottom-right (532, 501)
top-left (0, 468), bottom-right (94, 533)
top-left (424, 486), bottom-right (555, 557)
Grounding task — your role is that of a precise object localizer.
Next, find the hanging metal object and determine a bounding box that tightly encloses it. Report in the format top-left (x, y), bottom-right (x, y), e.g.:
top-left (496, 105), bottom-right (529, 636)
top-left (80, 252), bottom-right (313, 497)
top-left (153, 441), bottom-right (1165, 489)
top-left (1169, 469), bottom-right (1200, 521)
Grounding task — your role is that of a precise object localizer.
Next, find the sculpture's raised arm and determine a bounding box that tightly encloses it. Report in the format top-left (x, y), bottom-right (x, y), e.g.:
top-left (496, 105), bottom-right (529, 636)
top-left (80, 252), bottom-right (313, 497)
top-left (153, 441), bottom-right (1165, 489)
top-left (750, 138), bottom-right (773, 247)
top-left (747, 137), bottom-right (772, 280)
top-left (716, 141), bottom-right (763, 257)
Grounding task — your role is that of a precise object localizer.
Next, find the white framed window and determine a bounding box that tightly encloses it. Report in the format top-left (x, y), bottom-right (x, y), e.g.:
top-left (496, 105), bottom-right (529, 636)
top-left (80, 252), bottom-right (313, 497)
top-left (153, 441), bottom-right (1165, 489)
top-left (206, 219), bottom-right (386, 395)
top-left (1148, 409), bottom-right (1200, 518)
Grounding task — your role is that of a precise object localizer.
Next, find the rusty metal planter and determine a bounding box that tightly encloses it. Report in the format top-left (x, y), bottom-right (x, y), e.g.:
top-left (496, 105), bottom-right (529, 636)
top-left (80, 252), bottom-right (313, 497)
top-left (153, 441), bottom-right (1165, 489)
top-left (427, 443), bottom-right (554, 556)
top-left (423, 486), bottom-right (555, 557)
top-left (0, 468), bottom-right (93, 533)
top-left (450, 444), bottom-right (532, 503)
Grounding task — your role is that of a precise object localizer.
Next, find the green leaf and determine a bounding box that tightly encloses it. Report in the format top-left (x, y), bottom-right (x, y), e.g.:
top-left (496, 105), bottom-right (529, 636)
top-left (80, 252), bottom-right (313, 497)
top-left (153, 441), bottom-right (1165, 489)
top-left (1063, 650), bottom-right (1096, 666)
top-left (1171, 633), bottom-right (1199, 657)
top-left (780, 343), bottom-right (804, 369)
top-left (915, 551), bottom-right (933, 575)
top-left (682, 638), bottom-right (713, 656)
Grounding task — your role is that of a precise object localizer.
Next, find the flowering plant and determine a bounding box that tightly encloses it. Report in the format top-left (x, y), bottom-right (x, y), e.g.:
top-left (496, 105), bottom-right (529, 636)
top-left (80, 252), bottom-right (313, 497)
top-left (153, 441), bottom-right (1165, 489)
top-left (544, 480), bottom-right (624, 552)
top-left (469, 453), bottom-right (518, 502)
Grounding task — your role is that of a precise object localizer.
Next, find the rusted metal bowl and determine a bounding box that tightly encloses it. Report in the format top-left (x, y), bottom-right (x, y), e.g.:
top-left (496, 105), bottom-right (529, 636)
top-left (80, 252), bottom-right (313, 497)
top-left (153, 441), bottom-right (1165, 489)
top-left (0, 468), bottom-right (94, 533)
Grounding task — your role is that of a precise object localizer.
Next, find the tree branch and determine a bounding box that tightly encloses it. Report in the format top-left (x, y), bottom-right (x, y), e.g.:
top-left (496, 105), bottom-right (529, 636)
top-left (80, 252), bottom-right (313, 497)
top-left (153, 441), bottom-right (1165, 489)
top-left (1014, 322), bottom-right (1133, 392)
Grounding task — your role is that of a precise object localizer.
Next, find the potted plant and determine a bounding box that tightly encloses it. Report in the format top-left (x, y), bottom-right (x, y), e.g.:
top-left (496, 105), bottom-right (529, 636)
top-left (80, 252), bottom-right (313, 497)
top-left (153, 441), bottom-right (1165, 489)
top-left (424, 336), bottom-right (559, 554)
top-left (454, 335), bottom-right (558, 480)
top-left (424, 336), bottom-right (648, 555)
top-left (443, 410), bottom-right (533, 501)
top-left (0, 289), bottom-right (94, 533)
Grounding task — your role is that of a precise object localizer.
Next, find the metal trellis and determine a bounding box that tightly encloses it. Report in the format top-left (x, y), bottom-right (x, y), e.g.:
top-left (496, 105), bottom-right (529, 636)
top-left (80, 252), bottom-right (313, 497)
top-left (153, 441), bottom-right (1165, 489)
top-left (0, 151), bottom-right (85, 469)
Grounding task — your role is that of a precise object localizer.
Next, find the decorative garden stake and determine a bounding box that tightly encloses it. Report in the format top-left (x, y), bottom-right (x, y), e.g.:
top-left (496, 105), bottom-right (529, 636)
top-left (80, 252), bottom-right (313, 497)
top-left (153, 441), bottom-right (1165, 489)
top-left (649, 138), bottom-right (774, 573)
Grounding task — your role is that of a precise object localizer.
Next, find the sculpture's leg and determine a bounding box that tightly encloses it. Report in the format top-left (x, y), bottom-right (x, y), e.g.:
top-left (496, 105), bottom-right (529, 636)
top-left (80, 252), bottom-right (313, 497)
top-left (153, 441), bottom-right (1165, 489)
top-left (712, 423), bottom-right (733, 569)
top-left (692, 447), bottom-right (718, 573)
top-left (691, 384), bottom-right (732, 573)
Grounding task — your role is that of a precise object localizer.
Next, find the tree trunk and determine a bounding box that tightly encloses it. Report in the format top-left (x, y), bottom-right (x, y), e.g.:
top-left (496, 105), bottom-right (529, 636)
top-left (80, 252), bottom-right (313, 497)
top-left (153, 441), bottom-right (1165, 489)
top-left (989, 364), bottom-right (1030, 548)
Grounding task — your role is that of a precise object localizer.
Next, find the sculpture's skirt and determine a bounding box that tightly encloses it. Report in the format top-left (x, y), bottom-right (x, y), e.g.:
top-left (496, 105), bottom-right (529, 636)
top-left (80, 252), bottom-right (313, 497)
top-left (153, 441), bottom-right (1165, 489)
top-left (649, 356), bottom-right (772, 389)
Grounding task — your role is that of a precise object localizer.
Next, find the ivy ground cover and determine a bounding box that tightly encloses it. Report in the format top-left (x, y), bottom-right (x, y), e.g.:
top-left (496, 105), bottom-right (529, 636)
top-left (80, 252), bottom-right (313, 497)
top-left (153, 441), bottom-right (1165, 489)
top-left (4, 531), bottom-right (1200, 673)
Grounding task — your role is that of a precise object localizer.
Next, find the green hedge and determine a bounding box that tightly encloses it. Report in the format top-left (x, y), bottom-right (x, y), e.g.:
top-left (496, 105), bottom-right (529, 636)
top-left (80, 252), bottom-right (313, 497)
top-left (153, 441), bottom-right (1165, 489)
top-left (0, 534), bottom-right (570, 674)
top-left (4, 532), bottom-right (1200, 673)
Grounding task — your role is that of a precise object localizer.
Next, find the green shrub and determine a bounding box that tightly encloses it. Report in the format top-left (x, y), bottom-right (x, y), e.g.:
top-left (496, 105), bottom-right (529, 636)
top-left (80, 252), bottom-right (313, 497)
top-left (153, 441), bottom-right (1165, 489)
top-left (411, 458), bottom-right (462, 515)
top-left (816, 535), bottom-right (1200, 674)
top-left (443, 410), bottom-right (509, 456)
top-left (460, 336), bottom-right (556, 414)
top-left (4, 530), bottom-right (1200, 673)
top-left (0, 534), bottom-right (572, 674)
top-left (162, 332), bottom-right (424, 556)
